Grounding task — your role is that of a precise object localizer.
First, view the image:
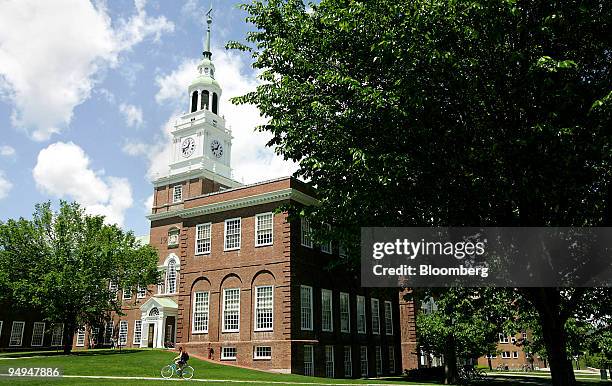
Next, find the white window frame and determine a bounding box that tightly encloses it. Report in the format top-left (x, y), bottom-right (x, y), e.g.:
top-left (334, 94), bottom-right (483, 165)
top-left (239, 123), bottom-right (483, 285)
top-left (118, 320), bottom-right (128, 346)
top-left (51, 323), bottom-right (63, 347)
top-left (222, 288), bottom-right (240, 333)
top-left (137, 285), bottom-right (147, 299)
top-left (325, 345), bottom-right (335, 378)
top-left (133, 320), bottom-right (142, 345)
top-left (109, 281), bottom-right (118, 299)
top-left (384, 301), bottom-right (393, 335)
top-left (255, 212), bottom-right (274, 247)
top-left (195, 223), bottom-right (212, 255)
top-left (340, 292), bottom-right (350, 333)
top-left (123, 288), bottom-right (132, 300)
top-left (320, 223), bottom-right (332, 254)
top-left (512, 351), bottom-right (519, 358)
top-left (304, 345), bottom-right (314, 376)
top-left (76, 328), bottom-right (86, 347)
top-left (501, 351), bottom-right (511, 359)
top-left (321, 289), bottom-right (333, 332)
top-left (192, 291), bottom-right (210, 333)
top-left (254, 346), bottom-right (272, 360)
top-left (9, 321), bottom-right (25, 347)
top-left (224, 218), bottom-right (241, 251)
top-left (104, 322), bottom-right (114, 344)
top-left (360, 346), bottom-right (368, 377)
top-left (172, 185), bottom-right (182, 203)
top-left (254, 285), bottom-right (274, 332)
top-left (31, 322), bottom-right (45, 347)
top-left (300, 285), bottom-right (313, 331)
top-left (301, 218), bottom-right (312, 248)
top-left (221, 346), bottom-right (237, 360)
top-left (388, 346), bottom-right (396, 374)
top-left (375, 346), bottom-right (383, 376)
top-left (371, 298), bottom-right (380, 335)
top-left (499, 333), bottom-right (509, 343)
top-left (357, 295), bottom-right (366, 334)
top-left (165, 258), bottom-right (178, 294)
top-left (344, 346), bottom-right (352, 378)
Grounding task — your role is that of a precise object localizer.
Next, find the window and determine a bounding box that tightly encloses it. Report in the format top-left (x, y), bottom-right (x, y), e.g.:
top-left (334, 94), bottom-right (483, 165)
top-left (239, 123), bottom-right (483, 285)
top-left (168, 228), bottom-right (179, 247)
top-left (304, 345), bottom-right (314, 376)
top-left (512, 351), bottom-right (519, 358)
top-left (357, 296), bottom-right (366, 333)
top-left (344, 346), bottom-right (352, 378)
top-left (195, 223), bottom-right (211, 254)
top-left (166, 258), bottom-right (177, 294)
top-left (76, 328), bottom-right (86, 347)
top-left (255, 286), bottom-right (273, 331)
top-left (109, 281), bottom-right (118, 299)
top-left (501, 351), bottom-right (511, 359)
top-left (301, 218), bottom-right (312, 248)
top-left (388, 346), bottom-right (395, 374)
top-left (223, 288), bottom-right (240, 332)
top-left (193, 291), bottom-right (210, 333)
top-left (339, 243), bottom-right (347, 258)
top-left (375, 346), bottom-right (383, 376)
top-left (221, 347), bottom-right (237, 360)
top-left (340, 292), bottom-right (350, 333)
top-left (321, 289), bottom-right (333, 332)
top-left (104, 322), bottom-right (114, 344)
top-left (173, 185), bottom-right (182, 203)
top-left (31, 322), bottom-right (45, 347)
top-left (360, 346), bottom-right (368, 377)
top-left (137, 286), bottom-right (146, 299)
top-left (325, 345), bottom-right (335, 378)
top-left (123, 288), bottom-right (132, 300)
top-left (0, 321), bottom-right (2, 339)
top-left (51, 323), bottom-right (63, 347)
top-left (255, 213), bottom-right (273, 246)
top-left (118, 321), bottom-right (128, 346)
top-left (9, 321), bottom-right (24, 346)
top-left (300, 285), bottom-right (313, 331)
top-left (486, 353), bottom-right (497, 359)
top-left (499, 333), bottom-right (509, 343)
top-left (224, 218), bottom-right (241, 250)
top-left (254, 346), bottom-right (272, 360)
top-left (371, 298), bottom-right (380, 335)
top-left (89, 327), bottom-right (99, 346)
top-left (149, 307), bottom-right (159, 317)
top-left (384, 301), bottom-right (393, 335)
top-left (321, 223), bottom-right (332, 254)
top-left (133, 320), bottom-right (142, 345)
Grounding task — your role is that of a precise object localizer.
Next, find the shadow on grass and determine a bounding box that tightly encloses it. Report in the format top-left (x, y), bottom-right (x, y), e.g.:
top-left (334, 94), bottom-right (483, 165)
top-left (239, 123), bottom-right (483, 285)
top-left (0, 349), bottom-right (148, 359)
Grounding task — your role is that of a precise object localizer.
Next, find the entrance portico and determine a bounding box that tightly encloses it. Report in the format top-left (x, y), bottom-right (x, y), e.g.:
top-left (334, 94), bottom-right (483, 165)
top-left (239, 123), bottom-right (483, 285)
top-left (139, 297), bottom-right (178, 349)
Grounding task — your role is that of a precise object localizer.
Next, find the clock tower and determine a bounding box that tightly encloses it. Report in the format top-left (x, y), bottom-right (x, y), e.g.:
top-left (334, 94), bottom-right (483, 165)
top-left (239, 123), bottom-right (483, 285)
top-left (152, 10), bottom-right (241, 207)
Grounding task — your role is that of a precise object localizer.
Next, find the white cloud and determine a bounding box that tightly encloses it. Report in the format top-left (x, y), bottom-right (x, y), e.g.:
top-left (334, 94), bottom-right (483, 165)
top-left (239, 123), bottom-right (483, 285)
top-left (0, 171), bottom-right (12, 199)
top-left (0, 0), bottom-right (174, 141)
top-left (119, 103), bottom-right (144, 128)
top-left (144, 194), bottom-right (154, 214)
top-left (152, 48), bottom-right (297, 184)
top-left (0, 145), bottom-right (15, 157)
top-left (33, 142), bottom-right (133, 226)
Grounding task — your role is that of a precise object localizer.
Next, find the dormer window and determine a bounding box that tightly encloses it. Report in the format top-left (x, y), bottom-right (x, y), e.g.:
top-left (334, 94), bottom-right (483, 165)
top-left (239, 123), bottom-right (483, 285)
top-left (168, 227), bottom-right (179, 247)
top-left (173, 185), bottom-right (182, 203)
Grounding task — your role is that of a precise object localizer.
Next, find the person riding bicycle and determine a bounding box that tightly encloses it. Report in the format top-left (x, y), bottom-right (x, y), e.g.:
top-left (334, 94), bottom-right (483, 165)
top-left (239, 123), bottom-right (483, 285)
top-left (173, 346), bottom-right (190, 372)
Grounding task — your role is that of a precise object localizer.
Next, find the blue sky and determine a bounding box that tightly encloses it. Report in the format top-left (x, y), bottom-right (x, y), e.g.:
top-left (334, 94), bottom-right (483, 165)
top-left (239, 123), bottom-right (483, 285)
top-left (0, 0), bottom-right (296, 236)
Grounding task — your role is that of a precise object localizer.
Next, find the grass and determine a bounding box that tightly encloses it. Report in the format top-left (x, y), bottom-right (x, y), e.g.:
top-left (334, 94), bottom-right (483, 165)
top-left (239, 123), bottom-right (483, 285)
top-left (0, 350), bottom-right (610, 385)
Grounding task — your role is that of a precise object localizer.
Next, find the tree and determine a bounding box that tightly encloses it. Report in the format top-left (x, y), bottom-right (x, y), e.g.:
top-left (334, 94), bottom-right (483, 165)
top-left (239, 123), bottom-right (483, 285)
top-left (0, 201), bottom-right (160, 353)
top-left (231, 1), bottom-right (612, 385)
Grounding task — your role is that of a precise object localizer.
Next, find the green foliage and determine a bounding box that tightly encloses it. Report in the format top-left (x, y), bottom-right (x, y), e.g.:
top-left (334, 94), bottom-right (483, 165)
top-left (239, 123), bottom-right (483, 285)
top-left (0, 201), bottom-right (160, 351)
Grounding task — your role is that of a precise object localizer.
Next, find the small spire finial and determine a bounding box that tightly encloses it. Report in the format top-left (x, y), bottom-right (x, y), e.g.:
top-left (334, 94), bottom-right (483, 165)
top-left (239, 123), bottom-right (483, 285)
top-left (203, 5), bottom-right (213, 58)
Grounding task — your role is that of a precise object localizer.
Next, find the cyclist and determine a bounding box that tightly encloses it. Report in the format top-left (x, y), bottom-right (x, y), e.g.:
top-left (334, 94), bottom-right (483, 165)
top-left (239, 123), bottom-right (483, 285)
top-left (173, 346), bottom-right (190, 373)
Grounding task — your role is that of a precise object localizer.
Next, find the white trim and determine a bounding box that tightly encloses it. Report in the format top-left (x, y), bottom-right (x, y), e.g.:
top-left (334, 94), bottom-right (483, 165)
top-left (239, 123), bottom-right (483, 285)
top-left (0, 321), bottom-right (3, 339)
top-left (137, 286), bottom-right (147, 299)
top-left (320, 223), bottom-right (332, 254)
top-left (31, 322), bottom-right (45, 347)
top-left (360, 346), bottom-right (368, 377)
top-left (118, 320), bottom-right (128, 346)
top-left (384, 301), bottom-right (393, 336)
top-left (9, 321), bottom-right (25, 347)
top-left (254, 212), bottom-right (274, 247)
top-left (221, 346), bottom-right (237, 360)
top-left (153, 164), bottom-right (241, 189)
top-left (304, 345), bottom-right (314, 376)
top-left (192, 291), bottom-right (210, 334)
top-left (133, 320), bottom-right (142, 345)
top-left (123, 289), bottom-right (132, 300)
top-left (301, 218), bottom-right (313, 248)
top-left (340, 292), bottom-right (350, 333)
top-left (222, 288), bottom-right (240, 333)
top-left (195, 223), bottom-right (212, 255)
top-left (321, 289), bottom-right (333, 332)
top-left (253, 285), bottom-right (274, 332)
top-left (76, 328), bottom-right (86, 347)
top-left (356, 295), bottom-right (367, 334)
top-left (50, 323), bottom-right (63, 347)
top-left (325, 345), bottom-right (335, 378)
top-left (253, 346), bottom-right (272, 360)
top-left (344, 345), bottom-right (352, 378)
top-left (371, 298), bottom-right (380, 335)
top-left (147, 188), bottom-right (318, 221)
top-left (224, 217), bottom-right (241, 251)
top-left (300, 285), bottom-right (314, 331)
top-left (172, 185), bottom-right (183, 203)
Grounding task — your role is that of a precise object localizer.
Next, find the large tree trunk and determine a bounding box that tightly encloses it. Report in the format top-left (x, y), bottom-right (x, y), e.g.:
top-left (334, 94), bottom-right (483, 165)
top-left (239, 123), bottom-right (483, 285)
top-left (524, 288), bottom-right (576, 386)
top-left (63, 321), bottom-right (76, 354)
top-left (444, 333), bottom-right (458, 384)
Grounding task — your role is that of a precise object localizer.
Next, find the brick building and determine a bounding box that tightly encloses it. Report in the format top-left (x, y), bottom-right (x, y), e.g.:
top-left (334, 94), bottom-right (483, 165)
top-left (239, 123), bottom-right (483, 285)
top-left (477, 332), bottom-right (546, 370)
top-left (0, 15), bottom-right (418, 377)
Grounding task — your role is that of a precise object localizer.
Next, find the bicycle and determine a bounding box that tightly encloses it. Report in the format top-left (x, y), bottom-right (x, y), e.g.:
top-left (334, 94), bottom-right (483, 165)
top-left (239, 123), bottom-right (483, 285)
top-left (161, 362), bottom-right (195, 380)
top-left (458, 364), bottom-right (486, 384)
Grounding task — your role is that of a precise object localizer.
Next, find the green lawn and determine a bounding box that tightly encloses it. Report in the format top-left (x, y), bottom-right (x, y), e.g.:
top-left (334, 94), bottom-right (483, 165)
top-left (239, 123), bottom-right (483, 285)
top-left (0, 350), bottom-right (610, 385)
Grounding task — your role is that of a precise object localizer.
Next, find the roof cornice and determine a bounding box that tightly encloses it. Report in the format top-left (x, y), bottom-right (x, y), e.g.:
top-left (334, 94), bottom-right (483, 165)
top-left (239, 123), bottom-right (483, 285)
top-left (146, 187), bottom-right (319, 222)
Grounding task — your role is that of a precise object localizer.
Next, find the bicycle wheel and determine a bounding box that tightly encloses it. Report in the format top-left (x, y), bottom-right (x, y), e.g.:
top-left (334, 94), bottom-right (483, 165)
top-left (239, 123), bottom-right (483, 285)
top-left (181, 366), bottom-right (194, 380)
top-left (161, 365), bottom-right (174, 379)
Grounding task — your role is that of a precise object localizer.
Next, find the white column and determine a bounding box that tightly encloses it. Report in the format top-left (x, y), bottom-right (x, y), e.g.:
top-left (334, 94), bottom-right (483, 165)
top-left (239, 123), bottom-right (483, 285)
top-left (197, 90), bottom-right (201, 112)
top-left (156, 317), bottom-right (164, 348)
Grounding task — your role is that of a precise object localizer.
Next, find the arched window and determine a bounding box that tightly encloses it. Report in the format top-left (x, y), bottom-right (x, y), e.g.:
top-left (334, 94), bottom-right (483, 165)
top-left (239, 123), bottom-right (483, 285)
top-left (166, 258), bottom-right (177, 294)
top-left (201, 90), bottom-right (209, 111)
top-left (191, 91), bottom-right (198, 113)
top-left (149, 307), bottom-right (159, 317)
top-left (212, 93), bottom-right (218, 114)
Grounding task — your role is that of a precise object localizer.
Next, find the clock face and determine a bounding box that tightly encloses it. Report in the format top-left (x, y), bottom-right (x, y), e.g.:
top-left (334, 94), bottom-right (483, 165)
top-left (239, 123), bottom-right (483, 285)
top-left (181, 137), bottom-right (196, 158)
top-left (210, 139), bottom-right (223, 158)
